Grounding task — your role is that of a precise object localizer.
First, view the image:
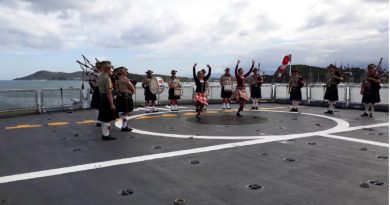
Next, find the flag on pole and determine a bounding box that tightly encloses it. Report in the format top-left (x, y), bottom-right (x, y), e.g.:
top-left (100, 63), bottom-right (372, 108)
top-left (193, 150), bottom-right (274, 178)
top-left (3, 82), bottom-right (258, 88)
top-left (276, 54), bottom-right (291, 80)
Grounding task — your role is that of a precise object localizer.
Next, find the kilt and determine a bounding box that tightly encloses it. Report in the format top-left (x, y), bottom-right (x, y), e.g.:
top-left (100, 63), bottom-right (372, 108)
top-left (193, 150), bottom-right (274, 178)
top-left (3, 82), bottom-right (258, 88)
top-left (144, 86), bottom-right (157, 101)
top-left (231, 88), bottom-right (249, 102)
top-left (90, 87), bottom-right (100, 109)
top-left (220, 86), bottom-right (233, 98)
top-left (168, 88), bottom-right (181, 100)
top-left (324, 85), bottom-right (339, 101)
top-left (250, 85), bottom-right (262, 98)
top-left (116, 92), bottom-right (134, 113)
top-left (289, 86), bottom-right (302, 101)
top-left (98, 95), bottom-right (119, 122)
top-left (362, 88), bottom-right (380, 104)
top-left (194, 92), bottom-right (208, 105)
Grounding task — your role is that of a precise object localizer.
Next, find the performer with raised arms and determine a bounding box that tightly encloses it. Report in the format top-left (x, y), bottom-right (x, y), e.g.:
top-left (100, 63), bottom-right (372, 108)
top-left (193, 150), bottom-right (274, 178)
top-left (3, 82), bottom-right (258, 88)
top-left (142, 70), bottom-right (158, 113)
top-left (220, 68), bottom-right (233, 109)
top-left (97, 61), bottom-right (118, 140)
top-left (361, 64), bottom-right (381, 117)
top-left (324, 64), bottom-right (343, 114)
top-left (249, 67), bottom-right (263, 110)
top-left (231, 59), bottom-right (255, 116)
top-left (168, 70), bottom-right (181, 111)
top-left (115, 67), bottom-right (135, 131)
top-left (193, 63), bottom-right (211, 120)
top-left (288, 69), bottom-right (305, 112)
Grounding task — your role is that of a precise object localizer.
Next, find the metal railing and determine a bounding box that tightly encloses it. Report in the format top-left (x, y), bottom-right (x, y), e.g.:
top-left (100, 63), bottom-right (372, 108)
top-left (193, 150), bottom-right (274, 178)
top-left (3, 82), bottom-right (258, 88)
top-left (0, 84), bottom-right (388, 116)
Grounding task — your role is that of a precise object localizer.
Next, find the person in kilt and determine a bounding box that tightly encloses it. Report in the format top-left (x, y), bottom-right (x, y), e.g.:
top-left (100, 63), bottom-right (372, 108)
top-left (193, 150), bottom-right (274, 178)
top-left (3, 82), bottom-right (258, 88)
top-left (220, 68), bottom-right (233, 109)
top-left (97, 61), bottom-right (119, 141)
top-left (288, 69), bottom-right (305, 112)
top-left (193, 63), bottom-right (211, 120)
top-left (168, 70), bottom-right (181, 111)
top-left (361, 64), bottom-right (381, 117)
top-left (142, 70), bottom-right (158, 113)
top-left (115, 67), bottom-right (135, 132)
top-left (90, 62), bottom-right (102, 126)
top-left (324, 64), bottom-right (343, 114)
top-left (249, 68), bottom-right (263, 110)
top-left (231, 59), bottom-right (255, 116)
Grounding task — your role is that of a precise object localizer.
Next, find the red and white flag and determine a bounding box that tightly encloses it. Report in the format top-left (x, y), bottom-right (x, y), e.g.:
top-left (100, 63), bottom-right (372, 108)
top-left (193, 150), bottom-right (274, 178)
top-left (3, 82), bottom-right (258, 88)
top-left (276, 54), bottom-right (291, 80)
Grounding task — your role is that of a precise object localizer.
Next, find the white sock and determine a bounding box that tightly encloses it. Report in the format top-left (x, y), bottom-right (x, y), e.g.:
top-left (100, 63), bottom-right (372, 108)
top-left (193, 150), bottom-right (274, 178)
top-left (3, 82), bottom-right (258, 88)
top-left (223, 103), bottom-right (226, 108)
top-left (175, 105), bottom-right (178, 110)
top-left (145, 106), bottom-right (149, 112)
top-left (255, 100), bottom-right (259, 107)
top-left (328, 102), bottom-right (334, 111)
top-left (364, 104), bottom-right (369, 113)
top-left (369, 103), bottom-right (374, 114)
top-left (153, 106), bottom-right (157, 111)
top-left (171, 105), bottom-right (174, 110)
top-left (252, 100), bottom-right (256, 107)
top-left (121, 115), bottom-right (127, 128)
top-left (102, 122), bottom-right (110, 136)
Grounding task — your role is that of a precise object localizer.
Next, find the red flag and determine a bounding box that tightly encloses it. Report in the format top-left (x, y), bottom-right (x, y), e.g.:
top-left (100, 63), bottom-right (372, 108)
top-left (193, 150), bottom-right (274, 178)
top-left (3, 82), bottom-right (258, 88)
top-left (276, 54), bottom-right (291, 80)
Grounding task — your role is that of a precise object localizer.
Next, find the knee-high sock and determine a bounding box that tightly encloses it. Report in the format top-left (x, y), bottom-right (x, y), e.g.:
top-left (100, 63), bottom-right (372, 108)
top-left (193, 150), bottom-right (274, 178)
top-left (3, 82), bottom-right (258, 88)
top-left (364, 103), bottom-right (369, 113)
top-left (369, 103), bottom-right (374, 114)
top-left (328, 101), bottom-right (334, 111)
top-left (95, 110), bottom-right (100, 123)
top-left (102, 122), bottom-right (110, 136)
top-left (121, 114), bottom-right (128, 128)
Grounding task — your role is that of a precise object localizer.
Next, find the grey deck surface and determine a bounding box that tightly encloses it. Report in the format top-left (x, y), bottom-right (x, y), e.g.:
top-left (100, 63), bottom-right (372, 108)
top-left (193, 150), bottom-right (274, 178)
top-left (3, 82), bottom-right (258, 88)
top-left (0, 104), bottom-right (388, 205)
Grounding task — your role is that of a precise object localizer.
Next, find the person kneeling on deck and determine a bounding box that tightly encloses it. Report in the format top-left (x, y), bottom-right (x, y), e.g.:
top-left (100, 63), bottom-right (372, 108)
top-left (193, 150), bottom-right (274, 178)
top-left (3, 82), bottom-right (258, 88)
top-left (360, 64), bottom-right (381, 117)
top-left (220, 68), bottom-right (233, 109)
top-left (193, 63), bottom-right (211, 120)
top-left (142, 70), bottom-right (158, 113)
top-left (324, 64), bottom-right (343, 114)
top-left (288, 69), bottom-right (305, 112)
top-left (231, 59), bottom-right (254, 116)
top-left (168, 70), bottom-right (181, 111)
top-left (249, 67), bottom-right (263, 110)
top-left (115, 67), bottom-right (135, 131)
top-left (98, 61), bottom-right (119, 140)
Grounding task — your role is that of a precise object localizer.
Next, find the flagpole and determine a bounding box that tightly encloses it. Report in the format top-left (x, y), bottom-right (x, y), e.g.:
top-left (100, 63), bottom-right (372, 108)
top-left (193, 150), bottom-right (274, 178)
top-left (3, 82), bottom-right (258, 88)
top-left (289, 55), bottom-right (292, 76)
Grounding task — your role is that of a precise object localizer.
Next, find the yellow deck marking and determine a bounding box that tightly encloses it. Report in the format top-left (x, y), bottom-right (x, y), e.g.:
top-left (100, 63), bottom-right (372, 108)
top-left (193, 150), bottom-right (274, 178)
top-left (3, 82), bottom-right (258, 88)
top-left (48, 122), bottom-right (69, 126)
top-left (6, 124), bottom-right (42, 130)
top-left (223, 109), bottom-right (235, 112)
top-left (160, 114), bottom-right (177, 117)
top-left (135, 116), bottom-right (161, 120)
top-left (205, 111), bottom-right (218, 114)
top-left (76, 120), bottom-right (97, 124)
top-left (182, 112), bottom-right (197, 116)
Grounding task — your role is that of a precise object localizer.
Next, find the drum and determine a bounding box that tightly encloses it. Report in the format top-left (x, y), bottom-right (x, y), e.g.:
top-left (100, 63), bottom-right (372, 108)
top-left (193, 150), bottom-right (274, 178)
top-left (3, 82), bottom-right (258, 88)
top-left (150, 77), bottom-right (164, 94)
top-left (174, 88), bottom-right (183, 96)
top-left (223, 84), bottom-right (233, 92)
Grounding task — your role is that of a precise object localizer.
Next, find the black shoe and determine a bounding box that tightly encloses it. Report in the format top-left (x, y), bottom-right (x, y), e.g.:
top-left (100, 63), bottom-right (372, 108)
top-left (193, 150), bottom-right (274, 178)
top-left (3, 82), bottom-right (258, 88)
top-left (96, 122), bottom-right (101, 127)
top-left (369, 113), bottom-right (373, 117)
top-left (121, 127), bottom-right (133, 132)
top-left (324, 110), bottom-right (333, 114)
top-left (290, 108), bottom-right (295, 112)
top-left (360, 112), bottom-right (369, 117)
top-left (102, 135), bottom-right (116, 141)
top-left (152, 110), bottom-right (159, 113)
top-left (295, 108), bottom-right (299, 112)
top-left (251, 106), bottom-right (256, 110)
top-left (196, 114), bottom-right (201, 121)
top-left (236, 112), bottom-right (242, 117)
top-left (255, 107), bottom-right (258, 110)
top-left (227, 107), bottom-right (232, 109)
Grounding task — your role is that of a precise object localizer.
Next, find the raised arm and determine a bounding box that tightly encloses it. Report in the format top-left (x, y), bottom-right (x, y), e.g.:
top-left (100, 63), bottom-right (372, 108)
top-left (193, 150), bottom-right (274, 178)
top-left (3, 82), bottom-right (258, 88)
top-left (204, 64), bottom-right (211, 81)
top-left (235, 60), bottom-right (240, 78)
top-left (193, 63), bottom-right (199, 83)
top-left (244, 60), bottom-right (255, 78)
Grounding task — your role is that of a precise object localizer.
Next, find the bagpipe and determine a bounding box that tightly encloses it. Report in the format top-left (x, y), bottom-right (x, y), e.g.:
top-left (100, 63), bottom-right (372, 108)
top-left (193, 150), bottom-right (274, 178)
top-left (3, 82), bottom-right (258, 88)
top-left (360, 58), bottom-right (383, 95)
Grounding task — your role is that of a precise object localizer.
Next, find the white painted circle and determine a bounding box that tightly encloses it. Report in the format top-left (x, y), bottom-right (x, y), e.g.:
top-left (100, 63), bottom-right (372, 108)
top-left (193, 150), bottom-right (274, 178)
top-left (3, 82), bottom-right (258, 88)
top-left (115, 109), bottom-right (350, 140)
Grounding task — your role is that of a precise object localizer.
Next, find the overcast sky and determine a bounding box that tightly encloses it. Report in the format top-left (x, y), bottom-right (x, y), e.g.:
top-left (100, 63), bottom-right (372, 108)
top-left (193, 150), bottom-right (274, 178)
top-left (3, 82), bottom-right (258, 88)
top-left (0, 0), bottom-right (388, 80)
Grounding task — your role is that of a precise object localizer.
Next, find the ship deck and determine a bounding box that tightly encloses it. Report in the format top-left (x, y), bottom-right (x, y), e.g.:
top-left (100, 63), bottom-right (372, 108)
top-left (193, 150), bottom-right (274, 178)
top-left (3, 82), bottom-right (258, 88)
top-left (0, 104), bottom-right (388, 205)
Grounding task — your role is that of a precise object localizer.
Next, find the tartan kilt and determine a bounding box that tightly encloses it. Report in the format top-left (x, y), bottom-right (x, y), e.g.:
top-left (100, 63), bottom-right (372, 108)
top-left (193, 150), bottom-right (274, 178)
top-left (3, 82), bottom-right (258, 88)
top-left (90, 87), bottom-right (100, 109)
top-left (324, 85), bottom-right (339, 101)
top-left (194, 92), bottom-right (208, 105)
top-left (289, 86), bottom-right (302, 101)
top-left (98, 95), bottom-right (119, 122)
top-left (250, 85), bottom-right (262, 98)
top-left (362, 88), bottom-right (380, 104)
top-left (231, 88), bottom-right (249, 102)
top-left (116, 92), bottom-right (134, 113)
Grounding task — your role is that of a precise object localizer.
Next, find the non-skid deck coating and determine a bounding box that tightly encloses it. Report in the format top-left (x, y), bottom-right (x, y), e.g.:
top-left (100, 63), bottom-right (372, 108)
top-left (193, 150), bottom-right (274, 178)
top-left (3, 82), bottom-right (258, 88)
top-left (0, 104), bottom-right (388, 205)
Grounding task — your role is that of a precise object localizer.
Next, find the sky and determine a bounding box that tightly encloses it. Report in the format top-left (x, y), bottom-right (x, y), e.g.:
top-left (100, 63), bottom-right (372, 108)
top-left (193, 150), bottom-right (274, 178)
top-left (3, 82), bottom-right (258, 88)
top-left (0, 0), bottom-right (388, 80)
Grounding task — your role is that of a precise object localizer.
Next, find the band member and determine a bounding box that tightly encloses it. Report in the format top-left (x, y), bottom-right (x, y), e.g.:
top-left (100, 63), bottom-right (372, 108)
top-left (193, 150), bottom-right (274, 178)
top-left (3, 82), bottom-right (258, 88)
top-left (231, 59), bottom-right (255, 116)
top-left (249, 68), bottom-right (263, 110)
top-left (115, 67), bottom-right (135, 131)
top-left (193, 63), bottom-right (212, 120)
top-left (288, 69), bottom-right (305, 112)
top-left (324, 64), bottom-right (343, 114)
top-left (97, 61), bottom-right (119, 140)
top-left (220, 68), bottom-right (233, 109)
top-left (361, 64), bottom-right (381, 117)
top-left (168, 70), bottom-right (181, 111)
top-left (89, 62), bottom-right (102, 126)
top-left (142, 70), bottom-right (158, 113)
